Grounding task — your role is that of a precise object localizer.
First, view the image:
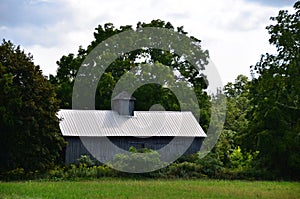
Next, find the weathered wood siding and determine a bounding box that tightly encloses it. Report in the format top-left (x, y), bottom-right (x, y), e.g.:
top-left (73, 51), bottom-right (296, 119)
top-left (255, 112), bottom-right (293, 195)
top-left (64, 136), bottom-right (204, 164)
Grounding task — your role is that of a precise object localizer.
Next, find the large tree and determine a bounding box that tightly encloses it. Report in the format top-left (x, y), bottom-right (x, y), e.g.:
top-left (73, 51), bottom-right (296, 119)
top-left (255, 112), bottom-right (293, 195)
top-left (0, 40), bottom-right (65, 172)
top-left (50, 19), bottom-right (211, 131)
top-left (245, 2), bottom-right (300, 179)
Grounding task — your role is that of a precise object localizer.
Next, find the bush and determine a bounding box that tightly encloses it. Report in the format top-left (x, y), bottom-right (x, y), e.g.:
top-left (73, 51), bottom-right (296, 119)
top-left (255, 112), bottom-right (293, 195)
top-left (109, 146), bottom-right (165, 173)
top-left (215, 168), bottom-right (277, 180)
top-left (196, 152), bottom-right (224, 178)
top-left (229, 146), bottom-right (259, 170)
top-left (160, 162), bottom-right (205, 179)
top-left (0, 168), bottom-right (25, 181)
top-left (77, 155), bottom-right (95, 167)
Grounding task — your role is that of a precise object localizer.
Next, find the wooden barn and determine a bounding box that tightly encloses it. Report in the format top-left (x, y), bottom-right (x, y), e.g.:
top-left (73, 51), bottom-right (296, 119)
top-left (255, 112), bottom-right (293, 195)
top-left (58, 92), bottom-right (207, 164)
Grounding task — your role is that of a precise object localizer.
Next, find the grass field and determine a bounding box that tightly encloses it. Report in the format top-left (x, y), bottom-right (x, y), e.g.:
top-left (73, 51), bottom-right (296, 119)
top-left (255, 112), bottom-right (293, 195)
top-left (0, 179), bottom-right (299, 199)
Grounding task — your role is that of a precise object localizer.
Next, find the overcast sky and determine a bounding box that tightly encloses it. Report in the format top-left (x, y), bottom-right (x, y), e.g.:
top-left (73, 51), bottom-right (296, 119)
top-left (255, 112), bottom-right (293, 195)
top-left (0, 0), bottom-right (296, 84)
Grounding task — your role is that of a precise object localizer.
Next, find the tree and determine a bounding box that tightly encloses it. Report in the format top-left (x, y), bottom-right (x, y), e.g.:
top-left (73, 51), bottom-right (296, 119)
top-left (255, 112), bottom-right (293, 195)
top-left (223, 75), bottom-right (250, 136)
top-left (0, 40), bottom-right (65, 172)
top-left (216, 75), bottom-right (251, 167)
top-left (245, 2), bottom-right (300, 179)
top-left (50, 19), bottom-right (211, 131)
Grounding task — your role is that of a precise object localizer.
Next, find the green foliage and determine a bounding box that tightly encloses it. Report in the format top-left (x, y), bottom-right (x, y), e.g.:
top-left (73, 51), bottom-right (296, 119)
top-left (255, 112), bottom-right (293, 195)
top-left (77, 155), bottom-right (95, 167)
top-left (162, 162), bottom-right (205, 179)
top-left (0, 40), bottom-right (65, 173)
top-left (210, 75), bottom-right (252, 170)
top-left (1, 168), bottom-right (25, 181)
top-left (245, 2), bottom-right (300, 179)
top-left (224, 75), bottom-right (250, 135)
top-left (229, 146), bottom-right (259, 170)
top-left (0, 151), bottom-right (276, 181)
top-left (50, 19), bottom-right (211, 131)
top-left (196, 151), bottom-right (224, 178)
top-left (109, 146), bottom-right (164, 172)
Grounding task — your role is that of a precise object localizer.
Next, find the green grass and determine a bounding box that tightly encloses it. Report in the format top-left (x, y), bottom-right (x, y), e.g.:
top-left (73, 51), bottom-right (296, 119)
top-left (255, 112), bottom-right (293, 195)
top-left (0, 179), bottom-right (299, 199)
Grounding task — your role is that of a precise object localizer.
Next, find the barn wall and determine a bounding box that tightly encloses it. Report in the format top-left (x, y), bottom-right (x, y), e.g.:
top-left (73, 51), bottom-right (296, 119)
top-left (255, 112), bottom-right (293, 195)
top-left (65, 137), bottom-right (91, 165)
top-left (64, 136), bottom-right (204, 164)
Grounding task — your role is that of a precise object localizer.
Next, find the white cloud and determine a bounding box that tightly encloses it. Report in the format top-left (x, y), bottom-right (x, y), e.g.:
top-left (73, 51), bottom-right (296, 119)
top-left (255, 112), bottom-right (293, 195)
top-left (29, 45), bottom-right (66, 75)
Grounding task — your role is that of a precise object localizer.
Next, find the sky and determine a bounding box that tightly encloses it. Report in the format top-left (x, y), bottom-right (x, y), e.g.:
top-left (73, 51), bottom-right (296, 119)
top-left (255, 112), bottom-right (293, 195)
top-left (0, 0), bottom-right (296, 85)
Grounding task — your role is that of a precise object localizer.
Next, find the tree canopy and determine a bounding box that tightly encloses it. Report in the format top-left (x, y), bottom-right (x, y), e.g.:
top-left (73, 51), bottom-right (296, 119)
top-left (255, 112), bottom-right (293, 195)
top-left (0, 40), bottom-right (65, 172)
top-left (245, 2), bottom-right (300, 178)
top-left (50, 19), bottom-right (211, 131)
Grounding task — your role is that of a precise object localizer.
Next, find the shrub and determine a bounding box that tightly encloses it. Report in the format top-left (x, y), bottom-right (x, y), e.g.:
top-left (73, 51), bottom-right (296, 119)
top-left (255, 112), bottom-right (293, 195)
top-left (196, 152), bottom-right (224, 178)
top-left (229, 146), bottom-right (259, 170)
top-left (109, 146), bottom-right (165, 172)
top-left (77, 155), bottom-right (95, 167)
top-left (161, 162), bottom-right (205, 179)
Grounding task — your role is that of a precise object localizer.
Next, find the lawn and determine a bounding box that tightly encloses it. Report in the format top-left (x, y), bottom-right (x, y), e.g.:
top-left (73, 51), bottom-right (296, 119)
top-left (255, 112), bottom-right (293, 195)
top-left (0, 179), bottom-right (299, 199)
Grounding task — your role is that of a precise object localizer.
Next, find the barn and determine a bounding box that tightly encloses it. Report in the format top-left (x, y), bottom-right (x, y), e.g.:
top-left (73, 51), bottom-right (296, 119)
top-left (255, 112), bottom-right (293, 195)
top-left (58, 91), bottom-right (207, 164)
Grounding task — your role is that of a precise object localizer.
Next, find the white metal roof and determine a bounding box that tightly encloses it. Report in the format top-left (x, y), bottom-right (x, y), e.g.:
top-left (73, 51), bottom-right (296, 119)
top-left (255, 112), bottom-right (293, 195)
top-left (58, 109), bottom-right (207, 137)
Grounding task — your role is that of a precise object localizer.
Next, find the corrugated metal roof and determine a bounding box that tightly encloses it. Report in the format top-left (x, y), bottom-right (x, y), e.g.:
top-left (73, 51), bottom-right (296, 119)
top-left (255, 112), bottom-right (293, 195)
top-left (58, 109), bottom-right (207, 137)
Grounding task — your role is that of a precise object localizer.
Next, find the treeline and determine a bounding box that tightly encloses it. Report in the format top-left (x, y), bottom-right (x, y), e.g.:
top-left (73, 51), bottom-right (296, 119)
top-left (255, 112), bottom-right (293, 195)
top-left (0, 2), bottom-right (299, 180)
